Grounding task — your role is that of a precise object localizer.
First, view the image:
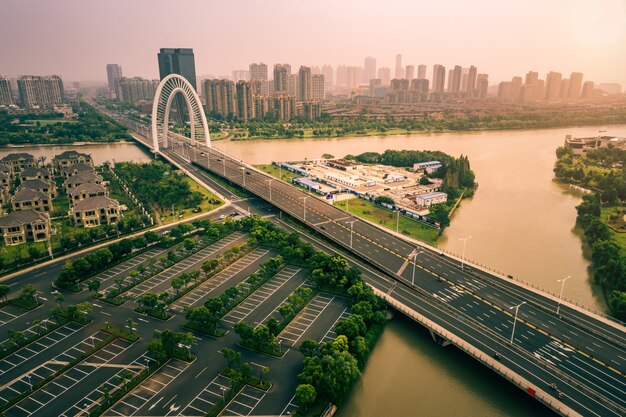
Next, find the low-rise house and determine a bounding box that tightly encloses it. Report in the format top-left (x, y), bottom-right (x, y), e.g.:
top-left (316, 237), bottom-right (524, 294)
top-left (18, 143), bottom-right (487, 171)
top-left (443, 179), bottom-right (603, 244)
top-left (0, 185), bottom-right (10, 206)
top-left (11, 188), bottom-right (53, 212)
top-left (20, 179), bottom-right (57, 199)
top-left (0, 164), bottom-right (11, 176)
top-left (19, 166), bottom-right (51, 182)
top-left (0, 209), bottom-right (51, 245)
top-left (65, 171), bottom-right (103, 192)
top-left (0, 171), bottom-right (10, 187)
top-left (70, 196), bottom-right (121, 227)
top-left (414, 191), bottom-right (448, 207)
top-left (69, 182), bottom-right (107, 204)
top-left (413, 161), bottom-right (443, 174)
top-left (53, 150), bottom-right (94, 170)
top-left (0, 153), bottom-right (36, 173)
top-left (60, 163), bottom-right (95, 179)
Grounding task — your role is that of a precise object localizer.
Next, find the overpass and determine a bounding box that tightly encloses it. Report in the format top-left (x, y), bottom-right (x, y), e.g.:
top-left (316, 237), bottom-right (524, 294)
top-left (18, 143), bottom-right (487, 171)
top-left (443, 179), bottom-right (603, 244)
top-left (94, 81), bottom-right (626, 417)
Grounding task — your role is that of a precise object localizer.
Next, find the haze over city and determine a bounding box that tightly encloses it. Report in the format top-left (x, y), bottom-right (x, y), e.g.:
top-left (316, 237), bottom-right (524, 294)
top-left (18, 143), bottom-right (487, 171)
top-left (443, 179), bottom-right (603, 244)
top-left (2, 0), bottom-right (625, 85)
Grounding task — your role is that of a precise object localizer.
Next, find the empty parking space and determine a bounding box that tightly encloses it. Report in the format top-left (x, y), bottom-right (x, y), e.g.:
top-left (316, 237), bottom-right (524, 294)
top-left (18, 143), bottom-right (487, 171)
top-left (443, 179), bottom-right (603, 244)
top-left (171, 248), bottom-right (271, 313)
top-left (278, 294), bottom-right (335, 348)
top-left (0, 321), bottom-right (83, 378)
top-left (94, 247), bottom-right (167, 288)
top-left (0, 305), bottom-right (31, 328)
top-left (60, 351), bottom-right (153, 417)
top-left (2, 332), bottom-right (127, 415)
top-left (255, 280), bottom-right (316, 329)
top-left (105, 359), bottom-right (190, 416)
top-left (320, 308), bottom-right (350, 344)
top-left (220, 385), bottom-right (267, 416)
top-left (222, 266), bottom-right (301, 326)
top-left (178, 374), bottom-right (232, 416)
top-left (124, 233), bottom-right (246, 298)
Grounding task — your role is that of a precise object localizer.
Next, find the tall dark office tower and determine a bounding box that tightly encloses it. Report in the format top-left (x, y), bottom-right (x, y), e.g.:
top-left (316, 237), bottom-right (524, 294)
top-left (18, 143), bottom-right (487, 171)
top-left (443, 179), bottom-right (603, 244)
top-left (158, 48), bottom-right (197, 90)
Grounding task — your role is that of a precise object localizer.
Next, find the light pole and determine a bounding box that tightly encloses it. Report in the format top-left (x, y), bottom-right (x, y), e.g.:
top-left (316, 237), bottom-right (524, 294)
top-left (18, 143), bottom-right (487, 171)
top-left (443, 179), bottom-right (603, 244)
top-left (509, 301), bottom-right (526, 344)
top-left (396, 210), bottom-right (400, 233)
top-left (409, 249), bottom-right (423, 286)
top-left (178, 343), bottom-right (191, 361)
top-left (299, 197), bottom-right (308, 222)
top-left (556, 275), bottom-right (571, 316)
top-left (278, 339), bottom-right (283, 353)
top-left (220, 386), bottom-right (227, 401)
top-left (27, 374), bottom-right (32, 390)
top-left (347, 220), bottom-right (356, 248)
top-left (459, 236), bottom-right (472, 270)
top-left (83, 403), bottom-right (89, 417)
top-left (239, 167), bottom-right (246, 188)
top-left (265, 179), bottom-right (273, 201)
top-left (278, 163), bottom-right (282, 181)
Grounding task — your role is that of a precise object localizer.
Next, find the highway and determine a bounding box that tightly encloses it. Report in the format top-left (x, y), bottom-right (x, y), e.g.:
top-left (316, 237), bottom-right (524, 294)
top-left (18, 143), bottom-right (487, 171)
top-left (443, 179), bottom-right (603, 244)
top-left (101, 107), bottom-right (626, 417)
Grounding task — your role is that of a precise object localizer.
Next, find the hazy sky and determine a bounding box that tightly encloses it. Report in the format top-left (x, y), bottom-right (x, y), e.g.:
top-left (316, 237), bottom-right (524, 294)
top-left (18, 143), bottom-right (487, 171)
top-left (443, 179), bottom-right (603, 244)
top-left (2, 0), bottom-right (625, 86)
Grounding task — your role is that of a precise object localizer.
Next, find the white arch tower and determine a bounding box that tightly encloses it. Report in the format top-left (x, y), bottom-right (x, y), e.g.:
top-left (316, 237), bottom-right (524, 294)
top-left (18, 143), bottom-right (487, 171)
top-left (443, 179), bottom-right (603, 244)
top-left (151, 74), bottom-right (211, 153)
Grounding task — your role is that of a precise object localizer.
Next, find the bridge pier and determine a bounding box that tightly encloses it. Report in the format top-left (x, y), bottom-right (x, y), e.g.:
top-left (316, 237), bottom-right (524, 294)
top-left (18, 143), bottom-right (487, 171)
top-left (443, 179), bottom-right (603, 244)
top-left (429, 329), bottom-right (451, 347)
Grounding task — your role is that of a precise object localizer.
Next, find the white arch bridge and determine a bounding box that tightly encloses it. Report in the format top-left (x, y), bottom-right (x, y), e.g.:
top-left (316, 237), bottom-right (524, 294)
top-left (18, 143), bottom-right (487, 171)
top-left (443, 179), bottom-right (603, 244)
top-left (151, 74), bottom-right (211, 153)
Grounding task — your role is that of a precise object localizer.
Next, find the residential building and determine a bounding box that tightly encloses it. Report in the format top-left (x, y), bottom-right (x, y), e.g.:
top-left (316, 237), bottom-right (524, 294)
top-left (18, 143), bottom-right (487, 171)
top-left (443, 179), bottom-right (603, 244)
top-left (11, 188), bottom-right (53, 212)
top-left (19, 166), bottom-right (50, 182)
top-left (0, 171), bottom-right (10, 187)
top-left (395, 54), bottom-right (403, 79)
top-left (20, 179), bottom-right (56, 198)
top-left (466, 66), bottom-right (477, 93)
top-left (17, 75), bottom-right (65, 107)
top-left (0, 153), bottom-right (36, 173)
top-left (272, 95), bottom-right (295, 121)
top-left (498, 81), bottom-right (512, 100)
top-left (364, 57), bottom-right (376, 83)
top-left (69, 182), bottom-right (108, 204)
top-left (0, 76), bottom-right (12, 106)
top-left (106, 64), bottom-right (123, 96)
top-left (71, 196), bottom-right (121, 227)
top-left (300, 102), bottom-right (321, 121)
top-left (346, 67), bottom-right (358, 90)
top-left (560, 78), bottom-right (571, 99)
top-left (476, 74), bottom-right (489, 98)
top-left (60, 163), bottom-right (95, 179)
top-left (511, 76), bottom-right (523, 100)
top-left (273, 64), bottom-right (290, 94)
top-left (231, 70), bottom-right (249, 82)
top-left (569, 72), bottom-right (583, 99)
top-left (65, 171), bottom-right (103, 192)
top-left (203, 79), bottom-right (237, 118)
top-left (0, 210), bottom-right (50, 245)
top-left (53, 150), bottom-right (94, 170)
top-left (249, 63), bottom-right (268, 95)
top-left (450, 65), bottom-right (462, 94)
top-left (236, 81), bottom-right (254, 122)
top-left (115, 77), bottom-right (159, 105)
top-left (321, 65), bottom-right (334, 91)
top-left (378, 67), bottom-right (391, 86)
top-left (0, 185), bottom-right (10, 206)
top-left (405, 65), bottom-right (415, 81)
top-left (298, 66), bottom-right (312, 101)
top-left (253, 95), bottom-right (269, 119)
top-left (582, 81), bottom-right (595, 98)
top-left (410, 79), bottom-right (429, 102)
top-left (545, 71), bottom-right (562, 100)
top-left (417, 65), bottom-right (427, 80)
top-left (432, 65), bottom-right (446, 93)
top-left (157, 48), bottom-right (197, 90)
top-left (312, 75), bottom-right (325, 101)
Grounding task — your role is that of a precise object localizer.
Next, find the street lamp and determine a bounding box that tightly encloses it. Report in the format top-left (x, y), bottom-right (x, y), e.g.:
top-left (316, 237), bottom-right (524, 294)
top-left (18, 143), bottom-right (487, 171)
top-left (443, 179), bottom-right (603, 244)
top-left (409, 249), bottom-right (423, 286)
top-left (265, 179), bottom-right (274, 201)
top-left (299, 197), bottom-right (308, 222)
top-left (459, 236), bottom-right (472, 270)
top-left (556, 276), bottom-right (571, 316)
top-left (220, 386), bottom-right (227, 401)
top-left (278, 339), bottom-right (283, 353)
top-left (396, 210), bottom-right (400, 233)
top-left (178, 343), bottom-right (191, 361)
top-left (27, 374), bottom-right (32, 390)
top-left (347, 220), bottom-right (356, 248)
top-left (509, 301), bottom-right (526, 344)
top-left (83, 403), bottom-right (89, 417)
top-left (239, 167), bottom-right (246, 188)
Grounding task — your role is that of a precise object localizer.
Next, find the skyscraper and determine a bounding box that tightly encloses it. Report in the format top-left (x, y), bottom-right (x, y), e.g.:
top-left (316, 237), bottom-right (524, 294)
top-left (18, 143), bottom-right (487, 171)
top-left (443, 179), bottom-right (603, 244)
top-left (432, 65), bottom-right (446, 93)
top-left (560, 79), bottom-right (570, 99)
top-left (116, 77), bottom-right (160, 104)
top-left (106, 64), bottom-right (123, 96)
top-left (451, 65), bottom-right (462, 93)
top-left (581, 81), bottom-right (595, 98)
top-left (298, 66), bottom-right (312, 101)
top-left (311, 74), bottom-right (325, 101)
top-left (364, 57), bottom-right (377, 83)
top-left (466, 66), bottom-right (477, 93)
top-left (476, 74), bottom-right (489, 98)
top-left (395, 54), bottom-right (403, 79)
top-left (0, 76), bottom-right (12, 106)
top-left (236, 81), bottom-right (254, 122)
top-left (417, 65), bottom-right (427, 80)
top-left (545, 71), bottom-right (562, 100)
top-left (17, 75), bottom-right (65, 107)
top-left (525, 71), bottom-right (539, 85)
top-left (510, 76), bottom-right (523, 100)
top-left (378, 67), bottom-right (391, 85)
top-left (273, 64), bottom-right (289, 94)
top-left (157, 48), bottom-right (197, 90)
top-left (321, 65), bottom-right (334, 91)
top-left (249, 63), bottom-right (269, 96)
top-left (346, 67), bottom-right (358, 90)
top-left (405, 65), bottom-right (415, 80)
top-left (569, 72), bottom-right (583, 99)
top-left (203, 79), bottom-right (236, 117)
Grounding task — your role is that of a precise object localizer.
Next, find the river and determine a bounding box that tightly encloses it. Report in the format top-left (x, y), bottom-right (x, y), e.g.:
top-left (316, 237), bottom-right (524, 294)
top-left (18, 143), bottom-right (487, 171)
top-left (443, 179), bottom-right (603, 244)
top-left (0, 142), bottom-right (153, 165)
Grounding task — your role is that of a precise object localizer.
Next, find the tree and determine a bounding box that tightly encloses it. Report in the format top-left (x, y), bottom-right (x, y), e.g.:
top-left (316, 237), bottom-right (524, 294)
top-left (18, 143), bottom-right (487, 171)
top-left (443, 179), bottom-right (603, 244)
top-left (295, 384), bottom-right (317, 411)
top-left (54, 292), bottom-right (65, 308)
top-left (220, 348), bottom-right (241, 369)
top-left (88, 279), bottom-right (101, 296)
top-left (18, 284), bottom-right (38, 307)
top-left (267, 317), bottom-right (280, 336)
top-left (428, 204), bottom-right (450, 229)
top-left (259, 365), bottom-right (269, 383)
top-left (115, 277), bottom-right (124, 293)
top-left (0, 284), bottom-right (10, 302)
top-left (126, 318), bottom-right (137, 336)
top-left (171, 278), bottom-right (184, 295)
top-left (49, 306), bottom-right (64, 324)
top-left (183, 238), bottom-right (196, 251)
top-left (335, 315), bottom-right (366, 340)
top-left (300, 340), bottom-right (320, 358)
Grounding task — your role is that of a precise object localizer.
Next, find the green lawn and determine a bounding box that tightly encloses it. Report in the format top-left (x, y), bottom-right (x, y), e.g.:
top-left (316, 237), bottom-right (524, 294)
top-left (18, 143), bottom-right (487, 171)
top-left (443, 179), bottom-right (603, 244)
top-left (602, 206), bottom-right (626, 254)
top-left (32, 119), bottom-right (78, 126)
top-left (334, 197), bottom-right (440, 245)
top-left (255, 164), bottom-right (301, 182)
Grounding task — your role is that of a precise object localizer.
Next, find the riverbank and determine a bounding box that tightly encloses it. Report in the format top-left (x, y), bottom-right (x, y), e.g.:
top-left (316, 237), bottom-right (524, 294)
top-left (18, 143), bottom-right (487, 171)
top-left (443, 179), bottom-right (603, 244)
top-left (1, 140), bottom-right (136, 148)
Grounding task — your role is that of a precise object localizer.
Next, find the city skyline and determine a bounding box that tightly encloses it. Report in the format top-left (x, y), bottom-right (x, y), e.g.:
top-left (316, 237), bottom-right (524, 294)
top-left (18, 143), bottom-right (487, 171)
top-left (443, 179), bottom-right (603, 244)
top-left (1, 0), bottom-right (625, 86)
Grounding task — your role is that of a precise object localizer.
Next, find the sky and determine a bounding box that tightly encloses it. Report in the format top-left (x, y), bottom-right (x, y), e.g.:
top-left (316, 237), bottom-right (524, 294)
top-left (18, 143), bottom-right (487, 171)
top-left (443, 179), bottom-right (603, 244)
top-left (1, 0), bottom-right (625, 86)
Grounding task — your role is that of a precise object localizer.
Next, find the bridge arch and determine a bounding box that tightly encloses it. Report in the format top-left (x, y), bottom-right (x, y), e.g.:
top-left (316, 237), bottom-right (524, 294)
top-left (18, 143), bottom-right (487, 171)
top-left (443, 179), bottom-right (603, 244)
top-left (151, 74), bottom-right (211, 153)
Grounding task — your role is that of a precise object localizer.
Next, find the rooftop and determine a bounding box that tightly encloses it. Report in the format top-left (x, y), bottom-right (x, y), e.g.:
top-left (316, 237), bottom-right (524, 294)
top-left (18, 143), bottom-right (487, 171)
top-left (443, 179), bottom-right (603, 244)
top-left (0, 210), bottom-right (49, 227)
top-left (70, 182), bottom-right (106, 196)
top-left (66, 171), bottom-right (102, 185)
top-left (21, 166), bottom-right (50, 177)
top-left (54, 150), bottom-right (91, 160)
top-left (71, 196), bottom-right (119, 212)
top-left (20, 179), bottom-right (52, 190)
top-left (12, 187), bottom-right (48, 202)
top-left (1, 153), bottom-right (35, 162)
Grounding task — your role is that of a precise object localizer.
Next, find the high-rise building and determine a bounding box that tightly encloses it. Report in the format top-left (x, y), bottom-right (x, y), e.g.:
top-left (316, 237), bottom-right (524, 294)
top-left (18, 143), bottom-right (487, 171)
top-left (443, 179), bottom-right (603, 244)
top-left (336, 65), bottom-right (347, 87)
top-left (346, 66), bottom-right (359, 90)
top-left (249, 63), bottom-right (268, 82)
top-left (405, 65), bottom-right (415, 80)
top-left (432, 65), bottom-right (446, 93)
top-left (203, 79), bottom-right (236, 118)
top-left (581, 81), bottom-right (595, 98)
top-left (321, 65), bottom-right (333, 91)
top-left (378, 67), bottom-right (391, 85)
top-left (312, 74), bottom-right (325, 101)
top-left (288, 74), bottom-right (298, 97)
top-left (476, 74), bottom-right (489, 98)
top-left (466, 66), bottom-right (477, 93)
top-left (273, 64), bottom-right (290, 94)
top-left (534, 79), bottom-right (546, 100)
top-left (106, 64), bottom-right (123, 96)
top-left (157, 48), bottom-right (197, 90)
top-left (395, 54), bottom-right (403, 79)
top-left (273, 94), bottom-right (295, 121)
top-left (115, 77), bottom-right (160, 104)
top-left (0, 76), bottom-right (13, 106)
top-left (525, 71), bottom-right (539, 86)
top-left (311, 66), bottom-right (321, 75)
top-left (498, 81), bottom-right (512, 100)
top-left (510, 76), bottom-right (523, 100)
top-left (236, 81), bottom-right (254, 122)
top-left (231, 70), bottom-right (250, 83)
top-left (560, 79), bottom-right (570, 99)
top-left (450, 65), bottom-right (462, 93)
top-left (545, 71), bottom-right (562, 100)
top-left (569, 72), bottom-right (583, 99)
top-left (410, 79), bottom-right (429, 102)
top-left (417, 65), bottom-right (427, 80)
top-left (298, 66), bottom-right (312, 101)
top-left (364, 57), bottom-right (377, 83)
top-left (17, 75), bottom-right (65, 107)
